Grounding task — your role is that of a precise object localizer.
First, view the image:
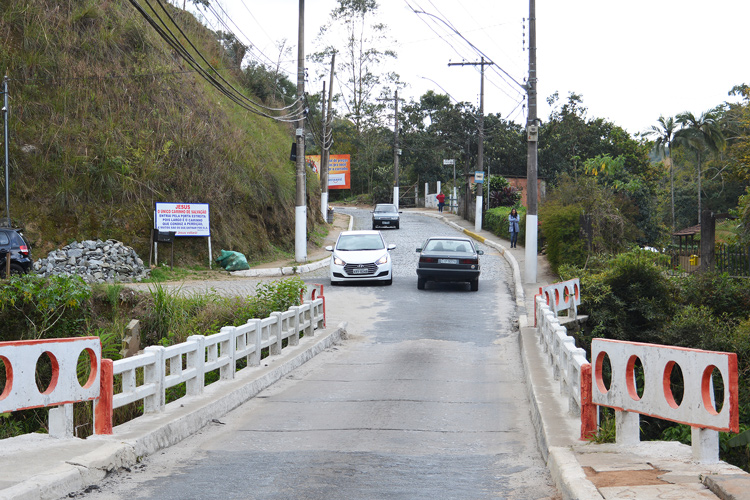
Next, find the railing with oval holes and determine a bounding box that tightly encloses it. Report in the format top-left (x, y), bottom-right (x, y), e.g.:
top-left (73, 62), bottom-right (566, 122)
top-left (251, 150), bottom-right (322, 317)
top-left (592, 338), bottom-right (739, 463)
top-left (536, 278), bottom-right (580, 325)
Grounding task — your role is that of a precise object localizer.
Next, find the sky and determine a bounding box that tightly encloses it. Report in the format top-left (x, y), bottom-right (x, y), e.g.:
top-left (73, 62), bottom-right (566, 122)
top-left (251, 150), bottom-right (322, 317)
top-left (192, 0), bottom-right (750, 136)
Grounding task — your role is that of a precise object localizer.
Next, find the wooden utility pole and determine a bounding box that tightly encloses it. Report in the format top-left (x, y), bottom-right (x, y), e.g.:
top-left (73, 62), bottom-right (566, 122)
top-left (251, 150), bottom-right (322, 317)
top-left (294, 0), bottom-right (306, 262)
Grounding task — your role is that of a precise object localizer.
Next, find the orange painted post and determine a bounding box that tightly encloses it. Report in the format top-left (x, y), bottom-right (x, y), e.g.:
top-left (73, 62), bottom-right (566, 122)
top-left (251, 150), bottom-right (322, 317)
top-left (94, 358), bottom-right (113, 435)
top-left (580, 363), bottom-right (597, 440)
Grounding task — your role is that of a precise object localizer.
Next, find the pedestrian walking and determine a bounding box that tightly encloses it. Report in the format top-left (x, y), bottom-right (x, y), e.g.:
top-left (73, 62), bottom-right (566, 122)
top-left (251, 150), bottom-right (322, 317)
top-left (436, 192), bottom-right (446, 213)
top-left (508, 208), bottom-right (520, 248)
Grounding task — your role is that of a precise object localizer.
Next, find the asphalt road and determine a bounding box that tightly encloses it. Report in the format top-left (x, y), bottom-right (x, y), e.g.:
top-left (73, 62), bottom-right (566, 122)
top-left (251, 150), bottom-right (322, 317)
top-left (81, 209), bottom-right (559, 500)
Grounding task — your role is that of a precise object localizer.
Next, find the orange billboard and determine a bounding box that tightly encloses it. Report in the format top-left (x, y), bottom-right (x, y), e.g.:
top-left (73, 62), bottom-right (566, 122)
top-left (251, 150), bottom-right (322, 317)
top-left (306, 154), bottom-right (350, 189)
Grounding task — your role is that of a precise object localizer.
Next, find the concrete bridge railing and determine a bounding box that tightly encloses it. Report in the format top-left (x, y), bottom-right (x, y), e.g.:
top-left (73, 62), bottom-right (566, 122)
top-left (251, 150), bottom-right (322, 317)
top-left (0, 286), bottom-right (325, 438)
top-left (535, 279), bottom-right (740, 462)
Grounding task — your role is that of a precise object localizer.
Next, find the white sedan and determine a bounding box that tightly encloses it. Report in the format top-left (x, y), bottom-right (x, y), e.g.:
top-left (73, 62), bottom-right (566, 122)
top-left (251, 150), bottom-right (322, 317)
top-left (326, 230), bottom-right (395, 286)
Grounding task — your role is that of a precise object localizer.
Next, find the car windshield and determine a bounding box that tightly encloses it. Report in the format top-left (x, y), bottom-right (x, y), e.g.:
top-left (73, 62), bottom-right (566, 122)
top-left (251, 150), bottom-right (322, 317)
top-left (373, 204), bottom-right (397, 213)
top-left (424, 239), bottom-right (472, 253)
top-left (336, 234), bottom-right (385, 251)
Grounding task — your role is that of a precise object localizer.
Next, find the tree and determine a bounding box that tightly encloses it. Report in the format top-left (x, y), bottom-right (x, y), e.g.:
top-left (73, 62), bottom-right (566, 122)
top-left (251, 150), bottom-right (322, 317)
top-left (644, 116), bottom-right (677, 231)
top-left (675, 110), bottom-right (727, 224)
top-left (310, 0), bottom-right (401, 135)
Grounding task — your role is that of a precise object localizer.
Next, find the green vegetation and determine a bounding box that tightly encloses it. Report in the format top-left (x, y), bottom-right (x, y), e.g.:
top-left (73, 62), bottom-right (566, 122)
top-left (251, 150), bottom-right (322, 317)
top-left (0, 0), bottom-right (324, 263)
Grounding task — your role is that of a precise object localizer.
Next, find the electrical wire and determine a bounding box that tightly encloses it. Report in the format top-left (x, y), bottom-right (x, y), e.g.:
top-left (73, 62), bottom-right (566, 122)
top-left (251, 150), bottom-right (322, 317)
top-left (128, 0), bottom-right (304, 122)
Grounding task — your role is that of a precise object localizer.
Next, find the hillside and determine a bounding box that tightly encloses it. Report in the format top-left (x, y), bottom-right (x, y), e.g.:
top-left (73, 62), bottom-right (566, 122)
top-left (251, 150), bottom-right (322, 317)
top-left (0, 0), bottom-right (322, 265)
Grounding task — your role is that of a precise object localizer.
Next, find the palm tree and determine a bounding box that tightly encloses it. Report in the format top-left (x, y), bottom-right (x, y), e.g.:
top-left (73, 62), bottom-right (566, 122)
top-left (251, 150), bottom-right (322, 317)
top-left (645, 116), bottom-right (676, 230)
top-left (674, 110), bottom-right (727, 224)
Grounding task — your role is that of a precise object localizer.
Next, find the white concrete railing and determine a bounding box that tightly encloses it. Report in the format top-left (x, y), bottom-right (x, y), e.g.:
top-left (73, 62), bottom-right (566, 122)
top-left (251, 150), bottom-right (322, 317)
top-left (592, 338), bottom-right (739, 463)
top-left (538, 278), bottom-right (580, 320)
top-left (0, 337), bottom-right (102, 438)
top-left (0, 294), bottom-right (325, 437)
top-left (535, 294), bottom-right (595, 438)
top-left (108, 299), bottom-right (324, 417)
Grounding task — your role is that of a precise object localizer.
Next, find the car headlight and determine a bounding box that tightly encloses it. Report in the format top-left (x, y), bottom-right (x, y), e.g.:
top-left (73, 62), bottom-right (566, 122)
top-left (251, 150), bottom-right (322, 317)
top-left (376, 253), bottom-right (389, 265)
top-left (333, 255), bottom-right (346, 266)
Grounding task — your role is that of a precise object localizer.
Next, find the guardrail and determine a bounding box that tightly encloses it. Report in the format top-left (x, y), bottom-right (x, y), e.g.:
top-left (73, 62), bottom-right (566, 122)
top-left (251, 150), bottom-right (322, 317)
top-left (0, 337), bottom-right (102, 438)
top-left (537, 278), bottom-right (580, 322)
top-left (592, 338), bottom-right (739, 462)
top-left (1, 290), bottom-right (325, 438)
top-left (535, 294), bottom-right (596, 439)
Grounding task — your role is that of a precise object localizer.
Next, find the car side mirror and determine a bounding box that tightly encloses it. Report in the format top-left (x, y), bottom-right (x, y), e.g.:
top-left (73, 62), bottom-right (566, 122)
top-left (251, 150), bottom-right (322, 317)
top-left (477, 250), bottom-right (484, 255)
top-left (325, 246), bottom-right (333, 252)
top-left (387, 244), bottom-right (396, 250)
top-left (399, 211), bottom-right (403, 213)
top-left (415, 247), bottom-right (422, 252)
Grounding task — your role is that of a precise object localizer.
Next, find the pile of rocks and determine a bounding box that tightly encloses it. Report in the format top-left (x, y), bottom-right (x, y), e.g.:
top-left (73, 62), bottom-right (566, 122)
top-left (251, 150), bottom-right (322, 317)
top-left (33, 239), bottom-right (150, 284)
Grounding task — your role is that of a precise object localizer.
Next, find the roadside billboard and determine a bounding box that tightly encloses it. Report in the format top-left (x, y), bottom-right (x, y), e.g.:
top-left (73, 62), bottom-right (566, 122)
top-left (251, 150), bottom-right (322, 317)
top-left (155, 203), bottom-right (210, 237)
top-left (306, 154), bottom-right (351, 190)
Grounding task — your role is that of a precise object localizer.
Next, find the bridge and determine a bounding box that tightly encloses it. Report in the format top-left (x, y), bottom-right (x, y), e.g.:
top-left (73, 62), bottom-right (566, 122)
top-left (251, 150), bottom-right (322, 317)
top-left (1, 210), bottom-right (749, 500)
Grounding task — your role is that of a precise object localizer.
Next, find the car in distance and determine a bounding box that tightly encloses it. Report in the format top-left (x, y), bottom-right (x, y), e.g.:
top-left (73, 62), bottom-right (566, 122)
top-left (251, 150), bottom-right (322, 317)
top-left (0, 227), bottom-right (33, 277)
top-left (415, 236), bottom-right (483, 291)
top-left (371, 203), bottom-right (401, 229)
top-left (326, 230), bottom-right (395, 285)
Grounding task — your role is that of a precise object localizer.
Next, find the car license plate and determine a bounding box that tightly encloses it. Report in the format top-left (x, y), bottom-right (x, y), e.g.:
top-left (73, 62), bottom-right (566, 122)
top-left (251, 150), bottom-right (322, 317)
top-left (351, 268), bottom-right (369, 274)
top-left (439, 258), bottom-right (459, 264)
top-left (382, 221), bottom-right (390, 224)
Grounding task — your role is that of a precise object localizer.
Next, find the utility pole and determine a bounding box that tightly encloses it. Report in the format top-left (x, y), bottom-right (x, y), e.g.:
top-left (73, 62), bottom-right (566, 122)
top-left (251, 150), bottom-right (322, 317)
top-left (377, 91), bottom-right (402, 208)
top-left (2, 76), bottom-right (10, 227)
top-left (392, 89), bottom-right (400, 209)
top-left (321, 52), bottom-right (335, 222)
top-left (525, 0), bottom-right (539, 283)
top-left (449, 58), bottom-right (493, 227)
top-left (294, 0), bottom-right (306, 262)
top-left (320, 80), bottom-right (327, 221)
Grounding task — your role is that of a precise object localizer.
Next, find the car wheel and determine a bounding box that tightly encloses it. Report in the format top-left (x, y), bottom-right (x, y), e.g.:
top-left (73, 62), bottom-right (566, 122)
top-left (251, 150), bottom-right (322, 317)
top-left (417, 277), bottom-right (425, 290)
top-left (470, 278), bottom-right (479, 291)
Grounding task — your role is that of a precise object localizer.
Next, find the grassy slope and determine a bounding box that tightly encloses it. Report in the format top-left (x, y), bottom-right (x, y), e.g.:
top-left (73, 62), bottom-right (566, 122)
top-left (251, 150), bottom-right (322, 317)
top-left (0, 0), bottom-right (321, 264)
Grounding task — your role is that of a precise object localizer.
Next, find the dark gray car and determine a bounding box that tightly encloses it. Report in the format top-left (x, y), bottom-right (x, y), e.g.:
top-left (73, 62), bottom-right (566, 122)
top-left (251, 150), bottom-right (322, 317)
top-left (416, 236), bottom-right (483, 291)
top-left (371, 203), bottom-right (401, 229)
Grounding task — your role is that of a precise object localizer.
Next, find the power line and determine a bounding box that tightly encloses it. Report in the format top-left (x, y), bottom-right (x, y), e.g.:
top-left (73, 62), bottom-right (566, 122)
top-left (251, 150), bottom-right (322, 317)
top-left (128, 0), bottom-right (304, 121)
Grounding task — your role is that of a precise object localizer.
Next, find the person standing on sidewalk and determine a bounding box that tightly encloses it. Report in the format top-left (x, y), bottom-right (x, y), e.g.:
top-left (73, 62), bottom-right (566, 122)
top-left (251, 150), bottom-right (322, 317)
top-left (508, 208), bottom-right (520, 248)
top-left (436, 192), bottom-right (446, 213)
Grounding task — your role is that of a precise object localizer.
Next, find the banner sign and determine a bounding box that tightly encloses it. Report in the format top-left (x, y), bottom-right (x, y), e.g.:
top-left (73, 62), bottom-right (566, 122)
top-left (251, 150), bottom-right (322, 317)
top-left (306, 154), bottom-right (351, 190)
top-left (155, 203), bottom-right (210, 237)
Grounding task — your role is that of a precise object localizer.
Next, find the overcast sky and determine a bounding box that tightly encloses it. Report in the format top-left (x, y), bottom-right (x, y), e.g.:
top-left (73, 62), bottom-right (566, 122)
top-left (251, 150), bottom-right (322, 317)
top-left (195, 0), bottom-right (749, 136)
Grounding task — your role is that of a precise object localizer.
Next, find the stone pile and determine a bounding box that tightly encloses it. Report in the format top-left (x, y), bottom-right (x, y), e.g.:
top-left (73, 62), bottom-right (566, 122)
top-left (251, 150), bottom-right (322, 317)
top-left (33, 239), bottom-right (150, 284)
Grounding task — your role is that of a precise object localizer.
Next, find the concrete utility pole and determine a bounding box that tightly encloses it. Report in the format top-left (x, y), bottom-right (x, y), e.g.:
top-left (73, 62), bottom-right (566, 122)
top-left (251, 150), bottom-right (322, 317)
top-left (377, 92), bottom-right (401, 208)
top-left (294, 0), bottom-right (306, 262)
top-left (525, 0), bottom-right (539, 283)
top-left (2, 76), bottom-right (10, 227)
top-left (321, 52), bottom-right (335, 221)
top-left (448, 58), bottom-right (493, 226)
top-left (392, 90), bottom-right (400, 209)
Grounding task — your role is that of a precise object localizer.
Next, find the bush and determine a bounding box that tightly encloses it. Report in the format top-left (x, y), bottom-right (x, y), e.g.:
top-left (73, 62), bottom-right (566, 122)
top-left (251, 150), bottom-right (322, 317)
top-left (539, 202), bottom-right (586, 272)
top-left (485, 206), bottom-right (526, 244)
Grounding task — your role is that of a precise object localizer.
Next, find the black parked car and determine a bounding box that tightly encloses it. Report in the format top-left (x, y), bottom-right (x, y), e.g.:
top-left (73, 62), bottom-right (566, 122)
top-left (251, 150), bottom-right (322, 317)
top-left (371, 203), bottom-right (401, 229)
top-left (416, 236), bottom-right (483, 291)
top-left (0, 228), bottom-right (33, 277)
